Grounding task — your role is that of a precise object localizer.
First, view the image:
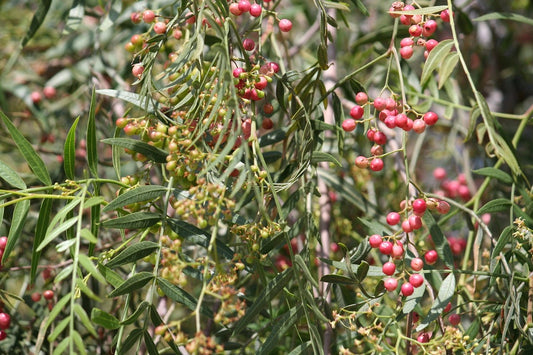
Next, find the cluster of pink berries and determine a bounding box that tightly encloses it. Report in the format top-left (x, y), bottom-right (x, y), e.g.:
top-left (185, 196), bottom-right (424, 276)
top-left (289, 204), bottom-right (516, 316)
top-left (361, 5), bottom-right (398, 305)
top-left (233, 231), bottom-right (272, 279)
top-left (389, 2), bottom-right (452, 60)
top-left (0, 236), bottom-right (7, 268)
top-left (30, 86), bottom-right (57, 105)
top-left (344, 92), bottom-right (439, 172)
top-left (233, 62), bottom-right (278, 102)
top-left (432, 167), bottom-right (472, 202)
top-left (228, 0), bottom-right (292, 33)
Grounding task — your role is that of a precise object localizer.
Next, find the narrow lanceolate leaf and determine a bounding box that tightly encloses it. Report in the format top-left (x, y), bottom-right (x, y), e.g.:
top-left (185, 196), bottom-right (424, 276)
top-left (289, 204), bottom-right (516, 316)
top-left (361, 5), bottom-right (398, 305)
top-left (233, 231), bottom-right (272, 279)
top-left (73, 304), bottom-right (98, 337)
top-left (97, 264), bottom-right (124, 288)
top-left (119, 328), bottom-right (143, 354)
top-left (416, 273), bottom-right (456, 331)
top-left (156, 277), bottom-right (213, 316)
top-left (103, 185), bottom-right (169, 212)
top-left (72, 330), bottom-right (88, 355)
top-left (492, 226), bottom-right (512, 260)
top-left (87, 87), bottom-right (98, 177)
top-left (473, 167), bottom-right (513, 184)
top-left (47, 317), bottom-right (69, 342)
top-left (389, 5), bottom-right (448, 16)
top-left (3, 200), bottom-right (30, 265)
top-left (0, 160), bottom-right (26, 189)
top-left (233, 268), bottom-right (293, 335)
top-left (37, 216), bottom-right (78, 252)
top-left (144, 330), bottom-right (158, 355)
top-left (311, 151), bottom-right (341, 167)
top-left (420, 39), bottom-right (454, 87)
top-left (91, 308), bottom-right (120, 330)
top-left (96, 89), bottom-right (156, 113)
top-left (0, 111), bottom-right (51, 186)
top-left (21, 0), bottom-right (52, 47)
top-left (320, 274), bottom-right (355, 285)
top-left (259, 305), bottom-right (304, 354)
top-left (101, 138), bottom-right (168, 163)
top-left (63, 117), bottom-right (80, 180)
top-left (63, 0), bottom-right (84, 34)
top-left (477, 198), bottom-right (512, 215)
top-left (438, 52), bottom-right (459, 89)
top-left (120, 301), bottom-right (150, 326)
top-left (101, 212), bottom-right (161, 229)
top-left (294, 255), bottom-right (319, 289)
top-left (106, 241), bottom-right (160, 268)
top-left (45, 294), bottom-right (70, 329)
top-left (422, 213), bottom-right (454, 270)
top-left (108, 272), bottom-right (154, 297)
top-left (474, 12), bottom-right (533, 26)
top-left (78, 254), bottom-right (106, 284)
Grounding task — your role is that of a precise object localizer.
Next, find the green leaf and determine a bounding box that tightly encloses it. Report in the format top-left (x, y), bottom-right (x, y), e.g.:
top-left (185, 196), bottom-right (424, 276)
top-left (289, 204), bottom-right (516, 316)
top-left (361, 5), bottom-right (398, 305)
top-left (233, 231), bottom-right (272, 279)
top-left (87, 87), bottom-right (98, 177)
top-left (311, 151), bottom-right (341, 167)
top-left (63, 0), bottom-right (84, 34)
top-left (106, 241), bottom-right (160, 268)
top-left (72, 330), bottom-right (87, 355)
top-left (120, 301), bottom-right (150, 325)
top-left (416, 273), bottom-right (455, 332)
top-left (420, 39), bottom-right (454, 87)
top-left (119, 328), bottom-right (143, 354)
top-left (103, 185), bottom-right (169, 212)
top-left (389, 5), bottom-right (448, 16)
top-left (438, 52), bottom-right (459, 89)
top-left (144, 330), bottom-right (158, 355)
top-left (54, 265), bottom-right (73, 283)
top-left (76, 278), bottom-right (102, 301)
top-left (108, 272), bottom-right (154, 297)
top-left (47, 317), bottom-right (69, 342)
top-left (422, 213), bottom-right (454, 270)
top-left (259, 129), bottom-right (286, 148)
top-left (233, 268), bottom-right (293, 335)
top-left (492, 226), bottom-right (512, 260)
top-left (317, 43), bottom-right (329, 70)
top-left (0, 160), bottom-right (26, 189)
top-left (31, 198), bottom-right (52, 281)
top-left (52, 337), bottom-right (69, 355)
top-left (96, 89), bottom-right (156, 113)
top-left (157, 277), bottom-right (212, 316)
top-left (21, 0), bottom-right (52, 47)
top-left (474, 12), bottom-right (533, 26)
top-left (320, 274), bottom-right (355, 285)
top-left (98, 264), bottom-right (124, 288)
top-left (262, 151), bottom-right (282, 164)
top-left (477, 198), bottom-right (512, 215)
top-left (101, 212), bottom-right (161, 229)
top-left (472, 167), bottom-right (513, 184)
top-left (259, 305), bottom-right (304, 354)
top-left (0, 111), bottom-right (51, 186)
top-left (91, 308), bottom-right (120, 330)
top-left (3, 200), bottom-right (30, 265)
top-left (78, 254), bottom-right (106, 284)
top-left (45, 294), bottom-right (70, 330)
top-left (294, 254), bottom-right (319, 289)
top-left (37, 216), bottom-right (78, 252)
top-left (356, 260), bottom-right (369, 281)
top-left (349, 0), bottom-right (369, 16)
top-left (101, 138), bottom-right (168, 163)
top-left (168, 219), bottom-right (234, 259)
top-left (80, 228), bottom-right (98, 244)
top-left (402, 280), bottom-right (426, 314)
top-left (63, 117), bottom-right (79, 180)
top-left (74, 304), bottom-right (98, 337)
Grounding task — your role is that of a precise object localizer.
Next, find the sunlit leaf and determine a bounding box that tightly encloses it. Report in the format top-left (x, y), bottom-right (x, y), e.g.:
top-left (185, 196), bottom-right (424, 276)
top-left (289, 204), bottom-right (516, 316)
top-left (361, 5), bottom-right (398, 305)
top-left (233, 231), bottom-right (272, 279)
top-left (416, 273), bottom-right (455, 331)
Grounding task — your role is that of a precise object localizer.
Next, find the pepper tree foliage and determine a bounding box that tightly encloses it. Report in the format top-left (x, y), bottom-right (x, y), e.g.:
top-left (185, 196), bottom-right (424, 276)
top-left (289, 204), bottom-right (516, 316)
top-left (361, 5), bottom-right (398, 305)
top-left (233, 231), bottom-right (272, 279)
top-left (0, 0), bottom-right (533, 354)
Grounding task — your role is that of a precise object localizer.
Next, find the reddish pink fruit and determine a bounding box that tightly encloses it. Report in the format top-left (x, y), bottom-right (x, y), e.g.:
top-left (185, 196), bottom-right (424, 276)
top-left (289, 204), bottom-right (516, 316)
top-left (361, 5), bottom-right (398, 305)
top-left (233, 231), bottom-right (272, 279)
top-left (417, 332), bottom-right (430, 343)
top-left (382, 262), bottom-right (396, 276)
top-left (237, 0), bottom-right (251, 13)
top-left (436, 200), bottom-right (450, 214)
top-left (386, 212), bottom-right (401, 226)
top-left (249, 4), bottom-right (262, 17)
top-left (449, 313), bottom-right (461, 326)
top-left (425, 39), bottom-right (439, 52)
top-left (401, 282), bottom-right (414, 296)
top-left (424, 250), bottom-right (438, 265)
top-left (355, 156), bottom-right (369, 169)
top-left (400, 37), bottom-right (414, 47)
top-left (369, 234), bottom-right (383, 248)
top-left (400, 46), bottom-right (414, 59)
top-left (373, 98), bottom-right (387, 111)
top-left (262, 118), bottom-right (273, 130)
top-left (409, 273), bottom-right (424, 287)
top-left (412, 119), bottom-right (426, 133)
top-left (370, 158), bottom-right (384, 172)
top-left (43, 290), bottom-right (54, 300)
top-left (412, 199), bottom-right (427, 215)
top-left (31, 91), bottom-right (42, 105)
top-left (132, 64), bottom-right (144, 78)
top-left (279, 19), bottom-right (292, 32)
top-left (423, 20), bottom-right (437, 36)
top-left (384, 277), bottom-right (398, 292)
top-left (440, 9), bottom-right (451, 22)
top-left (31, 292), bottom-right (42, 302)
top-left (402, 219), bottom-right (413, 233)
top-left (0, 237), bottom-right (7, 251)
top-left (342, 119), bottom-right (357, 132)
top-left (0, 313), bottom-right (10, 330)
top-left (392, 242), bottom-right (405, 259)
top-left (409, 25), bottom-right (423, 37)
top-left (379, 241), bottom-right (393, 255)
top-left (243, 38), bottom-right (255, 51)
top-left (350, 105), bottom-right (364, 119)
top-left (444, 302), bottom-right (452, 313)
top-left (355, 92), bottom-right (368, 105)
top-left (229, 3), bottom-right (242, 15)
top-left (411, 257), bottom-right (424, 271)
top-left (142, 10), bottom-right (156, 23)
top-left (0, 330), bottom-right (6, 341)
top-left (433, 167), bottom-right (447, 180)
top-left (43, 86), bottom-right (56, 99)
top-left (373, 131), bottom-right (387, 145)
top-left (154, 22), bottom-right (167, 34)
top-left (130, 12), bottom-right (141, 24)
top-left (423, 111), bottom-right (438, 125)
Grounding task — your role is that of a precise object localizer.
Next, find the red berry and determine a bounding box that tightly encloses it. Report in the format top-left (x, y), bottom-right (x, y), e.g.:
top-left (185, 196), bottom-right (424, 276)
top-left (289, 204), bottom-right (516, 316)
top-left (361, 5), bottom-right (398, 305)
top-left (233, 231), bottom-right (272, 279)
top-left (412, 119), bottom-right (426, 133)
top-left (243, 38), bottom-right (255, 51)
top-left (279, 19), bottom-right (292, 32)
top-left (436, 200), bottom-right (450, 214)
top-left (402, 219), bottom-right (413, 233)
top-left (232, 67), bottom-right (244, 78)
top-left (392, 242), bottom-right (404, 259)
top-left (369, 234), bottom-right (383, 248)
top-left (229, 3), bottom-right (242, 16)
top-left (0, 330), bottom-right (5, 341)
top-left (0, 313), bottom-right (10, 330)
top-left (263, 103), bottom-right (274, 115)
top-left (373, 131), bottom-right (387, 145)
top-left (254, 76), bottom-right (268, 90)
top-left (31, 91), bottom-right (42, 105)
top-left (237, 0), bottom-right (251, 13)
top-left (130, 12), bottom-right (141, 24)
top-left (400, 37), bottom-right (414, 47)
top-left (412, 312), bottom-right (420, 323)
top-left (132, 64), bottom-right (144, 78)
top-left (423, 111), bottom-right (438, 125)
top-left (400, 46), bottom-right (414, 59)
top-left (409, 273), bottom-right (424, 288)
top-left (401, 282), bottom-right (414, 296)
top-left (382, 262), bottom-right (396, 276)
top-left (440, 9), bottom-right (451, 22)
top-left (424, 250), bottom-right (438, 265)
top-left (417, 332), bottom-right (430, 343)
top-left (249, 4), bottom-right (262, 17)
top-left (31, 292), bottom-right (42, 302)
top-left (423, 20), bottom-right (437, 36)
top-left (355, 92), bottom-right (368, 105)
top-left (386, 212), bottom-right (401, 226)
top-left (0, 237), bottom-right (7, 251)
top-left (43, 86), bottom-right (56, 99)
top-left (409, 25), bottom-right (422, 37)
top-left (433, 167), bottom-right (447, 180)
top-left (355, 156), bottom-right (369, 169)
top-left (425, 39), bottom-right (439, 52)
top-left (262, 118), bottom-right (273, 130)
top-left (349, 105), bottom-right (364, 119)
top-left (379, 241), bottom-right (393, 255)
top-left (342, 119), bottom-right (357, 132)
top-left (384, 277), bottom-right (398, 292)
top-left (444, 302), bottom-right (452, 313)
top-left (384, 116), bottom-right (397, 129)
top-left (142, 10), bottom-right (156, 23)
top-left (366, 128), bottom-right (376, 142)
top-left (43, 290), bottom-right (54, 300)
top-left (370, 158), bottom-right (384, 172)
top-left (394, 113), bottom-right (408, 128)
top-left (373, 98), bottom-right (387, 111)
top-left (370, 144), bottom-right (384, 156)
top-left (449, 313), bottom-right (461, 326)
top-left (153, 22), bottom-right (167, 34)
top-left (412, 199), bottom-right (427, 215)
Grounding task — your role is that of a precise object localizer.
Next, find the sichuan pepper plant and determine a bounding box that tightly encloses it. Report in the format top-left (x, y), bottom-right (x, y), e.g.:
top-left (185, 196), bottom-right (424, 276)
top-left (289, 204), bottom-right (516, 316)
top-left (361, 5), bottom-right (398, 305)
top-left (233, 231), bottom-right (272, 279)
top-left (0, 0), bottom-right (532, 354)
